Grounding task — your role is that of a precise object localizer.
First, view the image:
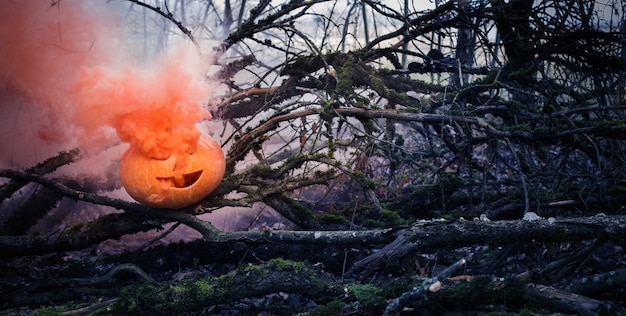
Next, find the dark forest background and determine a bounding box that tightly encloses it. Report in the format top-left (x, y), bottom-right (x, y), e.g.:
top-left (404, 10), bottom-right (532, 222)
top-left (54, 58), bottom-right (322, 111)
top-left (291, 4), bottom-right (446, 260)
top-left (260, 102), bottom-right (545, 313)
top-left (1, 0), bottom-right (626, 315)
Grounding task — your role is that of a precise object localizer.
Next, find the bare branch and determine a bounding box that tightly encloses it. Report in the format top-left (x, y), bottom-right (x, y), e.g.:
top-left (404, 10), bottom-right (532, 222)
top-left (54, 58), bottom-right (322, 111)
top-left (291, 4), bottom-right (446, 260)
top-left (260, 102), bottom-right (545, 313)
top-left (126, 0), bottom-right (198, 51)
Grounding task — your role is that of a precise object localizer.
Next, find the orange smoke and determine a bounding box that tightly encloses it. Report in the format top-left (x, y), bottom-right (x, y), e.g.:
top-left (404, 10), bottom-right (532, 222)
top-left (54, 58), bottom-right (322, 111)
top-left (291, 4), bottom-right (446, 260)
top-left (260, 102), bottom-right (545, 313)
top-left (0, 0), bottom-right (212, 169)
top-left (70, 50), bottom-right (211, 161)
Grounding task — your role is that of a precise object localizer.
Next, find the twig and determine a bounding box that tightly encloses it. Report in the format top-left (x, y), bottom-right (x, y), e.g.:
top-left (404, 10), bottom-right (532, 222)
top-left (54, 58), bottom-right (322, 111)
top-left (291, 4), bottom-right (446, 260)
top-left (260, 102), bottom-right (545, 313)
top-left (218, 0), bottom-right (327, 56)
top-left (0, 148), bottom-right (79, 202)
top-left (126, 0), bottom-right (199, 52)
top-left (63, 298), bottom-right (119, 316)
top-left (22, 263), bottom-right (154, 293)
top-left (137, 222), bottom-right (182, 252)
top-left (383, 258), bottom-right (466, 316)
top-left (506, 138), bottom-right (530, 214)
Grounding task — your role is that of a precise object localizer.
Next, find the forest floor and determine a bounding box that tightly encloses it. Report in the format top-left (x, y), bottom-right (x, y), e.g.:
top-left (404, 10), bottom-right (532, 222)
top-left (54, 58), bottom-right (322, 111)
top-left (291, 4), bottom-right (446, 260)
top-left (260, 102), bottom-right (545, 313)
top-left (1, 213), bottom-right (625, 315)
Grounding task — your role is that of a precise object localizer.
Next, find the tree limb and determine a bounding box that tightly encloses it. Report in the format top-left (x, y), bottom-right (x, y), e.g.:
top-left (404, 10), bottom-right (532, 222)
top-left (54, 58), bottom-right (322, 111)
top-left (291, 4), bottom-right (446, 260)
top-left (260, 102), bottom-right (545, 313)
top-left (126, 0), bottom-right (197, 49)
top-left (0, 148), bottom-right (79, 202)
top-left (349, 215), bottom-right (626, 279)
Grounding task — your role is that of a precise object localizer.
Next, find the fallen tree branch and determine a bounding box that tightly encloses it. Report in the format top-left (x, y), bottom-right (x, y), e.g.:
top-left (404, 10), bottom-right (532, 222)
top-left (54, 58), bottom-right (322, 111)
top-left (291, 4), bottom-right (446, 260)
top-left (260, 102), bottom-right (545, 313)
top-left (525, 283), bottom-right (620, 316)
top-left (384, 258), bottom-right (467, 316)
top-left (19, 263), bottom-right (154, 294)
top-left (7, 263), bottom-right (153, 308)
top-left (111, 258), bottom-right (341, 315)
top-left (63, 298), bottom-right (119, 316)
top-left (3, 169), bottom-right (625, 265)
top-left (569, 268), bottom-right (626, 298)
top-left (0, 148), bottom-right (79, 202)
top-left (0, 212), bottom-right (170, 258)
top-left (349, 215), bottom-right (626, 278)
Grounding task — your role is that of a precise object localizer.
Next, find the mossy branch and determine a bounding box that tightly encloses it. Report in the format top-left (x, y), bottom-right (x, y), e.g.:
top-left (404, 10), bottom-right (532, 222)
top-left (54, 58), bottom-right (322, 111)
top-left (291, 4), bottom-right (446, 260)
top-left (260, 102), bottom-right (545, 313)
top-left (113, 258), bottom-right (340, 315)
top-left (0, 148), bottom-right (79, 202)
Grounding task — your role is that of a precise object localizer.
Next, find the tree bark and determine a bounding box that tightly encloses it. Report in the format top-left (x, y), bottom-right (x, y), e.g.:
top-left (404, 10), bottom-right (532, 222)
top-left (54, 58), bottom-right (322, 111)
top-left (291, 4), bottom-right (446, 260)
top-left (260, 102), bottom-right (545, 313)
top-left (350, 215), bottom-right (626, 278)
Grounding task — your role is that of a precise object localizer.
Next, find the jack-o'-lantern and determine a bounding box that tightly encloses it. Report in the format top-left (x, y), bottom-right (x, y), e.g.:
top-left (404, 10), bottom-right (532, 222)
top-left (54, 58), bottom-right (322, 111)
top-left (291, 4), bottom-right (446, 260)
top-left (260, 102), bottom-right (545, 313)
top-left (120, 134), bottom-right (225, 209)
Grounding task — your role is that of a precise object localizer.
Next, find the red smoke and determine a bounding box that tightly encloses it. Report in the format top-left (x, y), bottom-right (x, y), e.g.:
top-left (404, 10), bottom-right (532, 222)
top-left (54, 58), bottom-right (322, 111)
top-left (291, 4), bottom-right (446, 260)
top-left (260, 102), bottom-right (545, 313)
top-left (0, 0), bottom-right (211, 169)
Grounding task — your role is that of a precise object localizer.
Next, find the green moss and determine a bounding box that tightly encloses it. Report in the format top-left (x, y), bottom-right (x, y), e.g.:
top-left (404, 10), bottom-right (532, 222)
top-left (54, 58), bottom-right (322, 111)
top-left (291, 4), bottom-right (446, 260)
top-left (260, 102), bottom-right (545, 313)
top-left (317, 214), bottom-right (348, 224)
top-left (370, 76), bottom-right (387, 95)
top-left (250, 164), bottom-right (276, 177)
top-left (235, 258), bottom-right (306, 279)
top-left (353, 94), bottom-right (371, 108)
top-left (505, 100), bottom-right (526, 113)
top-left (360, 117), bottom-right (379, 134)
top-left (519, 309), bottom-right (537, 316)
top-left (189, 279), bottom-right (214, 301)
top-left (327, 137), bottom-right (337, 158)
top-left (531, 125), bottom-right (548, 136)
top-left (336, 55), bottom-right (355, 95)
top-left (576, 118), bottom-right (626, 128)
top-left (267, 257), bottom-right (305, 273)
top-left (114, 259), bottom-right (316, 315)
top-left (435, 276), bottom-right (525, 311)
top-left (320, 100), bottom-right (336, 121)
top-left (391, 173), bottom-right (466, 217)
top-left (352, 170), bottom-right (377, 189)
top-left (31, 307), bottom-right (63, 316)
top-left (474, 69), bottom-right (499, 85)
top-left (240, 262), bottom-right (266, 275)
top-left (117, 282), bottom-right (170, 314)
top-left (380, 209), bottom-right (408, 226)
top-left (362, 209), bottom-right (409, 228)
top-left (506, 123), bottom-right (532, 133)
top-left (348, 283), bottom-right (385, 309)
top-left (64, 214), bottom-right (121, 235)
top-left (363, 219), bottom-right (385, 228)
top-left (279, 194), bottom-right (316, 224)
top-left (388, 90), bottom-right (420, 108)
top-left (507, 64), bottom-right (537, 81)
top-left (309, 300), bottom-right (346, 316)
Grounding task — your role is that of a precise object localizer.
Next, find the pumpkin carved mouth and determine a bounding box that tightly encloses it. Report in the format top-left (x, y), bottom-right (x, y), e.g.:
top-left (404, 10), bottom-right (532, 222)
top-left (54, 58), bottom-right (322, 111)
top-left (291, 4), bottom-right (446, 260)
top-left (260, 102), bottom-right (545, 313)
top-left (156, 170), bottom-right (203, 188)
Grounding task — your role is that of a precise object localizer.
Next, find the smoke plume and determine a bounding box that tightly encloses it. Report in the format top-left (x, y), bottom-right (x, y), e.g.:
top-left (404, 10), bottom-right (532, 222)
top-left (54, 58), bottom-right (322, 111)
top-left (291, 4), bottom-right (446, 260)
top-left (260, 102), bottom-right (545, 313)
top-left (0, 0), bottom-right (212, 169)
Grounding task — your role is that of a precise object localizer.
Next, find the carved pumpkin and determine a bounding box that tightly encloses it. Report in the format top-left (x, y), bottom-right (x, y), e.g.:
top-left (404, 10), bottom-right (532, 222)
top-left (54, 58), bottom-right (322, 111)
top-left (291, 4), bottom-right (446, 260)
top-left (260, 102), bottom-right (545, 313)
top-left (120, 134), bottom-right (225, 209)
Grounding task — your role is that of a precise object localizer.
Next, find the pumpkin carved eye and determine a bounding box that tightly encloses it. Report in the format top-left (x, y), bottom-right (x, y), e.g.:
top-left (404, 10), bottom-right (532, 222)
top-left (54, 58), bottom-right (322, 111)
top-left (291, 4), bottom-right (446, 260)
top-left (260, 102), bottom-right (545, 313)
top-left (120, 134), bottom-right (226, 209)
